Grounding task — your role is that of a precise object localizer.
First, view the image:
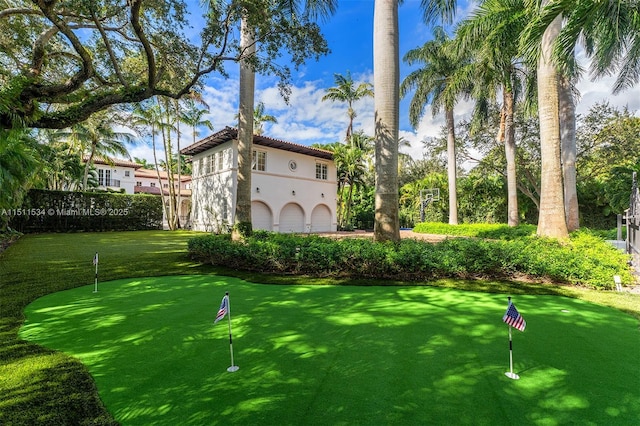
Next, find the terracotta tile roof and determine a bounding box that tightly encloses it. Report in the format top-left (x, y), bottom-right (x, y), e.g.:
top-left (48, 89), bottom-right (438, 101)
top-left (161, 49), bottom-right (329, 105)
top-left (135, 168), bottom-right (192, 182)
top-left (134, 186), bottom-right (191, 197)
top-left (82, 155), bottom-right (142, 169)
top-left (179, 126), bottom-right (333, 160)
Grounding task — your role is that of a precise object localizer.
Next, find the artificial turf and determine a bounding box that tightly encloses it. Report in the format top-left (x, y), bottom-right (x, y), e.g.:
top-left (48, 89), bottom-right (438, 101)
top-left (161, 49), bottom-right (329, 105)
top-left (20, 275), bottom-right (640, 425)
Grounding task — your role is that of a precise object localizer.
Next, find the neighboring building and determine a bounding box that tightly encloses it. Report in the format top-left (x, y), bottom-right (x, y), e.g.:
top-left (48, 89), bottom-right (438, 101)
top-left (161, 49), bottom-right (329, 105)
top-left (134, 168), bottom-right (192, 226)
top-left (181, 127), bottom-right (337, 233)
top-left (83, 156), bottom-right (141, 194)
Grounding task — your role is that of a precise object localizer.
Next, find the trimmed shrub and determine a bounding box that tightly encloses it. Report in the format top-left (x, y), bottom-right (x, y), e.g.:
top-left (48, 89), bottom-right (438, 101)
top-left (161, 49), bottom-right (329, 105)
top-left (412, 222), bottom-right (537, 240)
top-left (187, 231), bottom-right (634, 289)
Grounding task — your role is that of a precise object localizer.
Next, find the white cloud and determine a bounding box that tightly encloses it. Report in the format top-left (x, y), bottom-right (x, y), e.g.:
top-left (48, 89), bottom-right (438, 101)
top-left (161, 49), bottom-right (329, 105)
top-left (128, 144), bottom-right (161, 164)
top-left (128, 59), bottom-right (638, 167)
top-left (576, 77), bottom-right (640, 116)
top-left (257, 77), bottom-right (376, 145)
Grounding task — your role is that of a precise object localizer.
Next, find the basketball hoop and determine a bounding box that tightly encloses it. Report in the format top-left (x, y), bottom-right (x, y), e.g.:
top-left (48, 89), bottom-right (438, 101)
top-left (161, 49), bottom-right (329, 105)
top-left (419, 188), bottom-right (439, 222)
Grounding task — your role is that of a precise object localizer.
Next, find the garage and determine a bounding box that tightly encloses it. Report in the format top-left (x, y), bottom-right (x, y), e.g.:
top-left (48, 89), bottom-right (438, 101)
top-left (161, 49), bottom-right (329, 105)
top-left (310, 204), bottom-right (332, 232)
top-left (279, 203), bottom-right (305, 233)
top-left (251, 201), bottom-right (273, 231)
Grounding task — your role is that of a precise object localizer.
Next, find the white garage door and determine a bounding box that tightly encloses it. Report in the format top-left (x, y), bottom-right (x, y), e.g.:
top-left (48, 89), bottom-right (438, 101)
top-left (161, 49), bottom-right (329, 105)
top-left (311, 204), bottom-right (332, 232)
top-left (252, 201), bottom-right (273, 231)
top-left (279, 203), bottom-right (305, 233)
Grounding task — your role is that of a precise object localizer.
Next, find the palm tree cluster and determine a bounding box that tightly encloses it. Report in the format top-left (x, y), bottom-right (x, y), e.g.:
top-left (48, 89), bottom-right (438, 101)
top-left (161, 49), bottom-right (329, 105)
top-left (4, 0), bottom-right (638, 241)
top-left (131, 95), bottom-right (212, 230)
top-left (315, 71), bottom-right (375, 230)
top-left (393, 0), bottom-right (640, 240)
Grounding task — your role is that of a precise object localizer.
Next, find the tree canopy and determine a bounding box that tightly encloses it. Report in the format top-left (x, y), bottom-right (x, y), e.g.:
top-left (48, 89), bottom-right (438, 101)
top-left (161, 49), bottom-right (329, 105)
top-left (0, 0), bottom-right (330, 130)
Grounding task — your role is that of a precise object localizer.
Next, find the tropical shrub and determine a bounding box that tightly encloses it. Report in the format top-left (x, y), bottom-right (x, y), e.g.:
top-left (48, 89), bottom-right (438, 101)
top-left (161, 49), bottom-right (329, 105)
top-left (187, 230), bottom-right (633, 288)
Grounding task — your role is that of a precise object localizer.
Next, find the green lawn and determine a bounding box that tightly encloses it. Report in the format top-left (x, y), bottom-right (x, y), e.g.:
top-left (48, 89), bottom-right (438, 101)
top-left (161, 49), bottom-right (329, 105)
top-left (2, 231), bottom-right (640, 425)
top-left (19, 275), bottom-right (640, 425)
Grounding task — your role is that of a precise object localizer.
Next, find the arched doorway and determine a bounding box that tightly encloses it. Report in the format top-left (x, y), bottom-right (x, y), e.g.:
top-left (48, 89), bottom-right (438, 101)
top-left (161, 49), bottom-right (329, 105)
top-left (279, 203), bottom-right (305, 233)
top-left (311, 204), bottom-right (332, 232)
top-left (251, 201), bottom-right (273, 231)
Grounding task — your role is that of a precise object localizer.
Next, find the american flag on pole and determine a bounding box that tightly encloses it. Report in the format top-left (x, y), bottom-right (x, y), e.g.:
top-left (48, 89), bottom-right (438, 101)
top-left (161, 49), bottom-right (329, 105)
top-left (214, 295), bottom-right (228, 324)
top-left (503, 302), bottom-right (526, 331)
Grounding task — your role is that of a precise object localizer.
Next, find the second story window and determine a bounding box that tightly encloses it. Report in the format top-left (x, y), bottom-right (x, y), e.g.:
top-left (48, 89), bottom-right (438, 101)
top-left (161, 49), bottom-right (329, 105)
top-left (316, 162), bottom-right (327, 180)
top-left (252, 150), bottom-right (266, 171)
top-left (217, 151), bottom-right (224, 170)
top-left (207, 154), bottom-right (214, 174)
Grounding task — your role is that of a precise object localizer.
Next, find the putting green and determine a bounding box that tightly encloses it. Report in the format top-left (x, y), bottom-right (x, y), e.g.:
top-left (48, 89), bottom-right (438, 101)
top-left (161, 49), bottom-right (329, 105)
top-left (20, 276), bottom-right (640, 425)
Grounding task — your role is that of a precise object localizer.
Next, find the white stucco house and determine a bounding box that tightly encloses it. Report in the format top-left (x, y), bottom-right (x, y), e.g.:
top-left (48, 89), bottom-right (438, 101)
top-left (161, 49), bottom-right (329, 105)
top-left (134, 168), bottom-right (192, 226)
top-left (84, 156), bottom-right (141, 194)
top-left (180, 127), bottom-right (337, 233)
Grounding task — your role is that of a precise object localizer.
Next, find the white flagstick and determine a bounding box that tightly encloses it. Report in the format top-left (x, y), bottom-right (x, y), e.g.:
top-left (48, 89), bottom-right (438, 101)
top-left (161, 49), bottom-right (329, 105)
top-left (505, 324), bottom-right (519, 380)
top-left (226, 292), bottom-right (239, 372)
top-left (505, 296), bottom-right (519, 380)
top-left (93, 252), bottom-right (99, 293)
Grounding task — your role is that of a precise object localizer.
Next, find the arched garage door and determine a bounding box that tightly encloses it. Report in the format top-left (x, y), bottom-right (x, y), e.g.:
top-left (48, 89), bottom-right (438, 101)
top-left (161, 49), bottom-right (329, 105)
top-left (252, 201), bottom-right (273, 231)
top-left (311, 204), bottom-right (331, 232)
top-left (279, 203), bottom-right (305, 233)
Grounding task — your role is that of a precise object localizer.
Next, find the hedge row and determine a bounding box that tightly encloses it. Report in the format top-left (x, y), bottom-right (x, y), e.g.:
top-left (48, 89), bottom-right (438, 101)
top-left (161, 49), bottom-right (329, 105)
top-left (412, 222), bottom-right (538, 239)
top-left (8, 189), bottom-right (163, 232)
top-left (187, 231), bottom-right (633, 289)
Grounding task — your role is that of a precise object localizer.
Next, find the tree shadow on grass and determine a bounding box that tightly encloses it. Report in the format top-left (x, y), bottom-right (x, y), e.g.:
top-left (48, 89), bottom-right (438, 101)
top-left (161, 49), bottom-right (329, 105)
top-left (19, 276), bottom-right (640, 425)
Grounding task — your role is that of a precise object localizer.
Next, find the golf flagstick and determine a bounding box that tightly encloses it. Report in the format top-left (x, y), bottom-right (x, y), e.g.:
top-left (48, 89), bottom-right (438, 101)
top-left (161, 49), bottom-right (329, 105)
top-left (93, 252), bottom-right (99, 293)
top-left (225, 292), bottom-right (239, 372)
top-left (502, 296), bottom-right (526, 380)
top-left (506, 324), bottom-right (519, 380)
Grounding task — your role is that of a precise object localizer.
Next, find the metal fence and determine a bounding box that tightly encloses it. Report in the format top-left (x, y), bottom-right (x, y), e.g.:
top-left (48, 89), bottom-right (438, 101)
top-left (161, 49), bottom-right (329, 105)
top-left (626, 172), bottom-right (640, 268)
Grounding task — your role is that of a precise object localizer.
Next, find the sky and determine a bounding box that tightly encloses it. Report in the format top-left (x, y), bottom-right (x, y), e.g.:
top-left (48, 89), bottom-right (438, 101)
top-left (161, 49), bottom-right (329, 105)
top-left (128, 0), bottom-right (640, 164)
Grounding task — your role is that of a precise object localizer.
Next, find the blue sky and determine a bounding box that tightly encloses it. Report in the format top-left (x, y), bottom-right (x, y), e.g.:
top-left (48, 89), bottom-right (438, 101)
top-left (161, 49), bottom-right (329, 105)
top-left (129, 0), bottom-right (639, 163)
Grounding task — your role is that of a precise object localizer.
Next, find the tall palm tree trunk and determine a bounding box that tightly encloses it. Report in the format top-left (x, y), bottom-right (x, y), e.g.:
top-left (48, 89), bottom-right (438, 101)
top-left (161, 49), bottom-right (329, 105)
top-left (445, 108), bottom-right (458, 225)
top-left (559, 75), bottom-right (579, 231)
top-left (536, 6), bottom-right (568, 239)
top-left (161, 121), bottom-right (177, 230)
top-left (174, 100), bottom-right (182, 229)
top-left (82, 142), bottom-right (97, 190)
top-left (151, 126), bottom-right (168, 228)
top-left (232, 14), bottom-right (256, 241)
top-left (373, 0), bottom-right (400, 243)
top-left (503, 89), bottom-right (519, 227)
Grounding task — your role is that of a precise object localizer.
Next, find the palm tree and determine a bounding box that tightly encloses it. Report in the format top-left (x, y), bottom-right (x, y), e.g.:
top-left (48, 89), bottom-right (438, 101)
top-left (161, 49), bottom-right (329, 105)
top-left (181, 98), bottom-right (214, 146)
top-left (233, 0), bottom-right (337, 240)
top-left (559, 75), bottom-right (579, 231)
top-left (454, 0), bottom-right (535, 227)
top-left (233, 101), bottom-right (277, 136)
top-left (322, 71), bottom-right (374, 140)
top-left (131, 101), bottom-right (172, 226)
top-left (252, 102), bottom-right (277, 135)
top-left (529, 1), bottom-right (640, 232)
top-left (43, 143), bottom-right (87, 191)
top-left (58, 112), bottom-right (133, 190)
top-left (134, 157), bottom-right (154, 170)
top-left (341, 145), bottom-right (367, 228)
top-left (331, 143), bottom-right (367, 228)
top-left (401, 27), bottom-right (468, 225)
top-left (373, 0), bottom-right (456, 242)
top-left (540, 0), bottom-right (640, 95)
top-left (373, 0), bottom-right (401, 242)
top-left (0, 129), bottom-right (40, 230)
top-left (535, 0), bottom-right (569, 239)
top-left (158, 97), bottom-right (179, 230)
top-left (233, 11), bottom-right (257, 240)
